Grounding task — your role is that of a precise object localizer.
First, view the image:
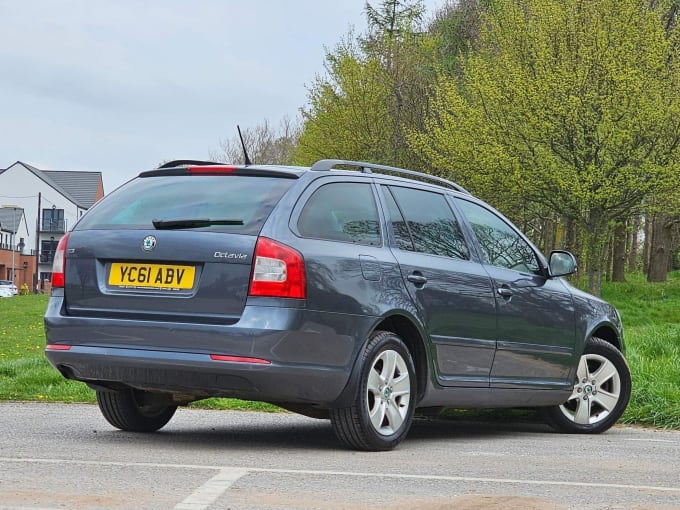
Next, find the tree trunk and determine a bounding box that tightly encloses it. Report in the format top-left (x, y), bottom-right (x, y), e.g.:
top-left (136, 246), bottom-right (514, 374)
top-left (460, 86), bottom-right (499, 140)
top-left (669, 215), bottom-right (680, 272)
top-left (565, 217), bottom-right (579, 255)
top-left (584, 216), bottom-right (609, 296)
top-left (555, 217), bottom-right (565, 250)
top-left (612, 222), bottom-right (626, 282)
top-left (586, 250), bottom-right (603, 296)
top-left (647, 214), bottom-right (673, 282)
top-left (643, 213), bottom-right (652, 276)
top-left (627, 215), bottom-right (640, 272)
top-left (542, 216), bottom-right (556, 254)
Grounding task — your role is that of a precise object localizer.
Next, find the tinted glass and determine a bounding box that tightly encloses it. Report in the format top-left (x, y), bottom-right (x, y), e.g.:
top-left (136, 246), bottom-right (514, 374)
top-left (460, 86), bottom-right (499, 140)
top-left (455, 199), bottom-right (540, 273)
top-left (75, 175), bottom-right (294, 235)
top-left (383, 187), bottom-right (414, 251)
top-left (389, 186), bottom-right (469, 260)
top-left (298, 183), bottom-right (381, 246)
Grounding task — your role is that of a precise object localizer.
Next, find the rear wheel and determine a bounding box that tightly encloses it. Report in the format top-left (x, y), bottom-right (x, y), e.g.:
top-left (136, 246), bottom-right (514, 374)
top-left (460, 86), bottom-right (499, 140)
top-left (542, 338), bottom-right (631, 434)
top-left (96, 389), bottom-right (177, 432)
top-left (330, 331), bottom-right (416, 451)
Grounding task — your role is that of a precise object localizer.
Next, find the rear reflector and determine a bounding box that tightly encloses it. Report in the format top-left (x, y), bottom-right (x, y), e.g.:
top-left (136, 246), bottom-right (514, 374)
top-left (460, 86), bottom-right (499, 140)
top-left (46, 344), bottom-right (72, 351)
top-left (210, 354), bottom-right (271, 364)
top-left (249, 237), bottom-right (306, 299)
top-left (51, 232), bottom-right (71, 289)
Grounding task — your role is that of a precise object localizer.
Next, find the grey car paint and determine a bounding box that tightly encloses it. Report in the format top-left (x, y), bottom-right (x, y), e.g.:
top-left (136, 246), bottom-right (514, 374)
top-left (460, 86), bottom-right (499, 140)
top-left (44, 167), bottom-right (623, 414)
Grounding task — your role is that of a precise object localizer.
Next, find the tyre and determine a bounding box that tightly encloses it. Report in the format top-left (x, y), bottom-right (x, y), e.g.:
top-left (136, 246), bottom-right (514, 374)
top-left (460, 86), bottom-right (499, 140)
top-left (96, 389), bottom-right (177, 432)
top-left (542, 337), bottom-right (631, 434)
top-left (330, 331), bottom-right (416, 451)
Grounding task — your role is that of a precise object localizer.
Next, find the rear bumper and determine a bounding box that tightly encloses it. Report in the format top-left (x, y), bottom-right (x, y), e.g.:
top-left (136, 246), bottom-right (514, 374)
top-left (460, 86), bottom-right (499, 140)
top-left (44, 296), bottom-right (372, 405)
top-left (45, 345), bottom-right (351, 403)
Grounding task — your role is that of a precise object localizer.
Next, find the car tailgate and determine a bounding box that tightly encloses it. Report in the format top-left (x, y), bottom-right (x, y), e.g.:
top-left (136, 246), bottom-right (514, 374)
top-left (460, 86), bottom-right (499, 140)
top-left (64, 229), bottom-right (256, 323)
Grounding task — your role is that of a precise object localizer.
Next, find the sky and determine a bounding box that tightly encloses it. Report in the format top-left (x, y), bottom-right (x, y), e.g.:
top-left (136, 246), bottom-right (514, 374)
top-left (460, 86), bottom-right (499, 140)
top-left (1, 0), bottom-right (442, 193)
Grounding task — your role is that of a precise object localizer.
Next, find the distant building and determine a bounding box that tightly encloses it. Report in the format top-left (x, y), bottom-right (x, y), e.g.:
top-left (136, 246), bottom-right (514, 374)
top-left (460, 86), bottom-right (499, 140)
top-left (0, 161), bottom-right (104, 290)
top-left (0, 206), bottom-right (30, 287)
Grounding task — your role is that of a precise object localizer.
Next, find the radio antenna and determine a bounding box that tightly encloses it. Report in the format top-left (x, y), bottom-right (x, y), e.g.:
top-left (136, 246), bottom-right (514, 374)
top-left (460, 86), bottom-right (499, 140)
top-left (237, 125), bottom-right (252, 166)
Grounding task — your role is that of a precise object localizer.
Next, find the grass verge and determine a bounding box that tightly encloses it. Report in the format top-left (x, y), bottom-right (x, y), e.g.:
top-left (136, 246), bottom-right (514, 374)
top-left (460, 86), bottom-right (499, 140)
top-left (605, 272), bottom-right (680, 428)
top-left (0, 294), bottom-right (93, 402)
top-left (1, 273), bottom-right (679, 428)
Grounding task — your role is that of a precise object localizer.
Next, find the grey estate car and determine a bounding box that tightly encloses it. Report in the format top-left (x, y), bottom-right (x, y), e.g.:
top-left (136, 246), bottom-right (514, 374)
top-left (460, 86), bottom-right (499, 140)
top-left (44, 159), bottom-right (631, 451)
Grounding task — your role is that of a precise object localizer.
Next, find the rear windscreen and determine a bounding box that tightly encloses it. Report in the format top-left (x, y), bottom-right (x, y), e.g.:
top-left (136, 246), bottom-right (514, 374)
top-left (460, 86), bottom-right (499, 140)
top-left (75, 175), bottom-right (294, 235)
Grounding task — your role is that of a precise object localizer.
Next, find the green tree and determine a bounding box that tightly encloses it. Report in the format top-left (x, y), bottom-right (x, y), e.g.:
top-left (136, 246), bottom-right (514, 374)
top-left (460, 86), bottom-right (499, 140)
top-left (294, 1), bottom-right (435, 169)
top-left (364, 0), bottom-right (425, 40)
top-left (644, 0), bottom-right (680, 282)
top-left (428, 0), bottom-right (489, 78)
top-left (294, 33), bottom-right (396, 164)
top-left (411, 0), bottom-right (680, 295)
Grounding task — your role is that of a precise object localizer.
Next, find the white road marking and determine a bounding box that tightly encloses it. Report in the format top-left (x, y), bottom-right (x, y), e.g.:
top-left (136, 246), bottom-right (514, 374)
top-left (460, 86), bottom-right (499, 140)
top-left (0, 457), bottom-right (223, 470)
top-left (623, 438), bottom-right (677, 443)
top-left (248, 467), bottom-right (680, 493)
top-left (1, 457), bottom-right (680, 494)
top-left (0, 507), bottom-right (63, 510)
top-left (173, 468), bottom-right (249, 510)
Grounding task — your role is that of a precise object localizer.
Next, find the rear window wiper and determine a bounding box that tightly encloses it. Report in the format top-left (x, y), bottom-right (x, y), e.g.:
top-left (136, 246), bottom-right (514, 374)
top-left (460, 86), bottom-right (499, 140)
top-left (152, 218), bottom-right (244, 229)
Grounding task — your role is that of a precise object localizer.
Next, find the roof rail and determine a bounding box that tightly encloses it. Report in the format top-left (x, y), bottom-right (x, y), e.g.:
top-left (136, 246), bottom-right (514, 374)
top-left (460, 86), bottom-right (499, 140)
top-left (310, 159), bottom-right (469, 194)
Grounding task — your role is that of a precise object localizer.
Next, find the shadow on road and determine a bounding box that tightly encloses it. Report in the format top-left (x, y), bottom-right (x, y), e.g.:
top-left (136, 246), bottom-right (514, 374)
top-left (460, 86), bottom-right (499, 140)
top-left (85, 410), bottom-right (554, 452)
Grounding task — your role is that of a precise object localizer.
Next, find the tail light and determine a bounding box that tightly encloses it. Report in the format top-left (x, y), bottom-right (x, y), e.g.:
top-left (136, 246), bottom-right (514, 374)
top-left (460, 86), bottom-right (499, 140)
top-left (248, 237), bottom-right (306, 299)
top-left (51, 232), bottom-right (71, 288)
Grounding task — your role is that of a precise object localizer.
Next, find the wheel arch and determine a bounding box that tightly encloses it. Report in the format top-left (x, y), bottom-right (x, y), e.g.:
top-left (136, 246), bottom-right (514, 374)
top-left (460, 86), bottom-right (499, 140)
top-left (590, 323), bottom-right (624, 353)
top-left (331, 311), bottom-right (431, 408)
top-left (371, 313), bottom-right (429, 402)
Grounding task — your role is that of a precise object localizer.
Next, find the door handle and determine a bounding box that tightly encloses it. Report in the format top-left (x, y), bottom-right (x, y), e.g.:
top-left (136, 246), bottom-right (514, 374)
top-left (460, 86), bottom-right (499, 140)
top-left (497, 286), bottom-right (513, 298)
top-left (407, 273), bottom-right (428, 285)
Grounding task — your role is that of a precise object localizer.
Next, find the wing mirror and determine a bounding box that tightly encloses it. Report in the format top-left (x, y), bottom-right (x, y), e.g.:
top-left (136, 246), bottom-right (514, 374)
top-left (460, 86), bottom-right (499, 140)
top-left (548, 251), bottom-right (577, 277)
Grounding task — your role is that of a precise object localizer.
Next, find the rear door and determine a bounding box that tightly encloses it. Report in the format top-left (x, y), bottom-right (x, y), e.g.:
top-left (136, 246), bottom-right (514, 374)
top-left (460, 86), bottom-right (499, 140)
top-left (64, 173), bottom-right (295, 331)
top-left (381, 185), bottom-right (497, 387)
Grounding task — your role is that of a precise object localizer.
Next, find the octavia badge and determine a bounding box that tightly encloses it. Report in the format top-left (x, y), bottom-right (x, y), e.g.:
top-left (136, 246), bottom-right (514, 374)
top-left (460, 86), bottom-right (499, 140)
top-left (142, 235), bottom-right (157, 252)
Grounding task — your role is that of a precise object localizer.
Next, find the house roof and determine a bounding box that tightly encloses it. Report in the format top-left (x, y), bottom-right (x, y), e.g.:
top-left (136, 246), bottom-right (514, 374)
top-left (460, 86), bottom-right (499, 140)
top-left (43, 170), bottom-right (103, 208)
top-left (2, 161), bottom-right (103, 209)
top-left (0, 207), bottom-right (25, 234)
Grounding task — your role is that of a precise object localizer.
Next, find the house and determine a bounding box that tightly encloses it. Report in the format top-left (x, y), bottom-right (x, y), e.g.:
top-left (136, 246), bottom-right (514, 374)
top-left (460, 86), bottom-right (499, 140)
top-left (0, 161), bottom-right (104, 291)
top-left (0, 206), bottom-right (31, 288)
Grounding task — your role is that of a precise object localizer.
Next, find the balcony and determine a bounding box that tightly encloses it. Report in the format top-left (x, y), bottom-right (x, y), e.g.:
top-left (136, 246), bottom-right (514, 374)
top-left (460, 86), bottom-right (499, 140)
top-left (40, 218), bottom-right (67, 233)
top-left (40, 252), bottom-right (55, 264)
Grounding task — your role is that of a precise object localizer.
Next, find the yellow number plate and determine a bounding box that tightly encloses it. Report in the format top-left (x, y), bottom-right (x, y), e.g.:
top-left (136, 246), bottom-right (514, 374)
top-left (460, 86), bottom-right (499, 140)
top-left (109, 263), bottom-right (195, 290)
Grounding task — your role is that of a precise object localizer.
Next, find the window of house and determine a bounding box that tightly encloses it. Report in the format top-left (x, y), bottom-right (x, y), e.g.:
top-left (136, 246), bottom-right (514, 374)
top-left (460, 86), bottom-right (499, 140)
top-left (40, 240), bottom-right (58, 264)
top-left (42, 208), bottom-right (65, 231)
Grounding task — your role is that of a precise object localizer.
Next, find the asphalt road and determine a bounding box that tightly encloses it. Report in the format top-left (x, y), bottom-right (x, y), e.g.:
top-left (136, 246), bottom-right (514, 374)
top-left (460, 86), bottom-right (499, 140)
top-left (0, 402), bottom-right (679, 510)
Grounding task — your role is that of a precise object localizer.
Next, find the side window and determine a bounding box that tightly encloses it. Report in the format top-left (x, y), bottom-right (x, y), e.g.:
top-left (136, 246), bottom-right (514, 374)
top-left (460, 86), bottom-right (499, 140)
top-left (455, 199), bottom-right (540, 273)
top-left (388, 186), bottom-right (470, 260)
top-left (383, 187), bottom-right (414, 251)
top-left (298, 182), bottom-right (381, 246)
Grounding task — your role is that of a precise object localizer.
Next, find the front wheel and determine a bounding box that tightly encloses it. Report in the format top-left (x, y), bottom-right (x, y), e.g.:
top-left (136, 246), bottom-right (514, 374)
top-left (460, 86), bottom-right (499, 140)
top-left (96, 389), bottom-right (177, 432)
top-left (542, 338), bottom-right (631, 434)
top-left (330, 331), bottom-right (416, 451)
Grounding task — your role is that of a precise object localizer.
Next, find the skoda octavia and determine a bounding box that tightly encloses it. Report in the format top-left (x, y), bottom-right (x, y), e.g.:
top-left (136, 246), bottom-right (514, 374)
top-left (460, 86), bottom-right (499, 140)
top-left (44, 159), bottom-right (630, 450)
